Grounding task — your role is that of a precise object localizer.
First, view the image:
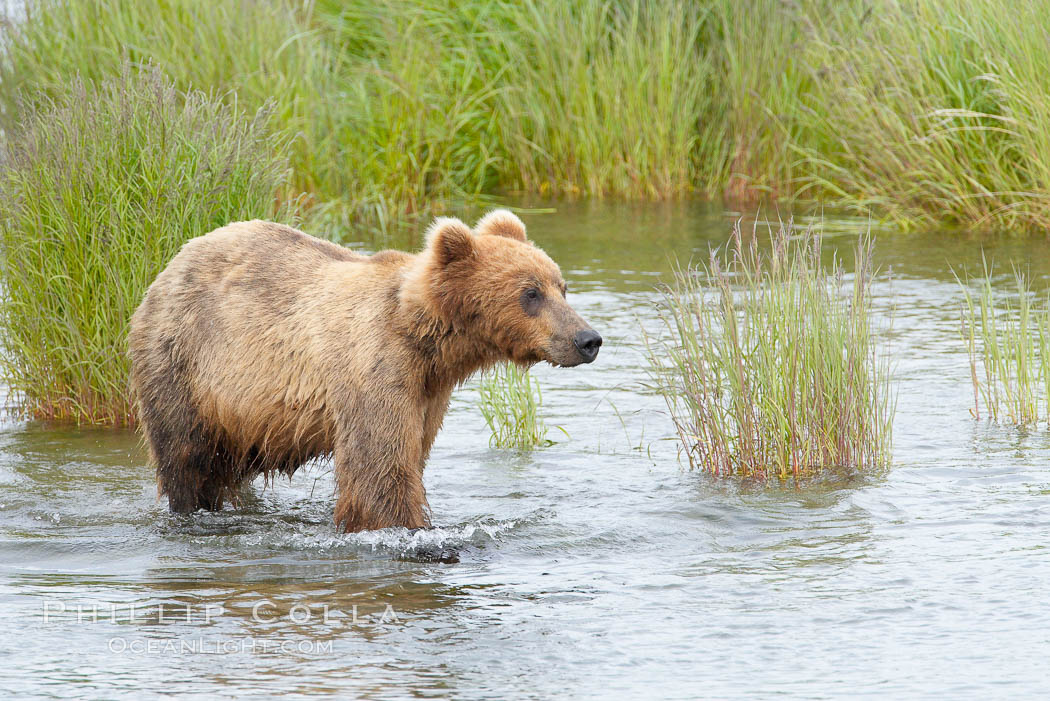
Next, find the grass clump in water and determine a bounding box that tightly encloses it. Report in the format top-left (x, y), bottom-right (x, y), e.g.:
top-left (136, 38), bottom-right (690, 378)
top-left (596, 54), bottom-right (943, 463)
top-left (959, 262), bottom-right (1050, 425)
top-left (645, 222), bottom-right (894, 479)
top-left (0, 67), bottom-right (292, 424)
top-left (478, 363), bottom-right (548, 450)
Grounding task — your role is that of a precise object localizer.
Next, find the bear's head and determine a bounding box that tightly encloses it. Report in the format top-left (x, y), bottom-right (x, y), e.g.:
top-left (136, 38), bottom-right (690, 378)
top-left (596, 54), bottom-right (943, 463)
top-left (410, 210), bottom-right (601, 368)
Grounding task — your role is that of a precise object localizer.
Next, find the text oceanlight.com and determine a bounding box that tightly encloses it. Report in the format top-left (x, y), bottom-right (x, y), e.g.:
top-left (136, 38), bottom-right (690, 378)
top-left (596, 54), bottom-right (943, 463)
top-left (108, 637), bottom-right (334, 655)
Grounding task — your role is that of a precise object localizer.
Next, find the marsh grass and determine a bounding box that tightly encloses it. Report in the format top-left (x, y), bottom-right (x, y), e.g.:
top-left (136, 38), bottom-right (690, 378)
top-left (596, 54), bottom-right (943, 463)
top-left (0, 67), bottom-right (291, 424)
top-left (959, 261), bottom-right (1050, 425)
top-left (0, 0), bottom-right (341, 206)
top-left (645, 222), bottom-right (893, 479)
top-left (7, 0), bottom-right (1050, 231)
top-left (478, 363), bottom-right (549, 450)
top-left (788, 0), bottom-right (1050, 230)
top-left (490, 0), bottom-right (720, 199)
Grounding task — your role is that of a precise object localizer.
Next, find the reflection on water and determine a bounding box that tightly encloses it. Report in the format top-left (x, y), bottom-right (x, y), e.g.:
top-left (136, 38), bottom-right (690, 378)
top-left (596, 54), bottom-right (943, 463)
top-left (3, 200), bottom-right (1050, 698)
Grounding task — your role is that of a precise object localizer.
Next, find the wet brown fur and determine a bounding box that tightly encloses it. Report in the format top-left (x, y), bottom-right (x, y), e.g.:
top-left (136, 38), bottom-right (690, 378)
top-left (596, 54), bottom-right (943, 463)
top-left (128, 211), bottom-right (597, 532)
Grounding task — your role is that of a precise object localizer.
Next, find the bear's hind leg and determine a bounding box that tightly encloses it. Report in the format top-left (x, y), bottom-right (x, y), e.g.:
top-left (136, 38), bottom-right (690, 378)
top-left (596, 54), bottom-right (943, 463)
top-left (140, 401), bottom-right (237, 513)
top-left (154, 431), bottom-right (235, 513)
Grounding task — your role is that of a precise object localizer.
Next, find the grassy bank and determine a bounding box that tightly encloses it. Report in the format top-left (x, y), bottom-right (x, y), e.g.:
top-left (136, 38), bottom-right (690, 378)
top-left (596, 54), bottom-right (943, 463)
top-left (644, 223), bottom-right (894, 479)
top-left (6, 0), bottom-right (1050, 232)
top-left (0, 68), bottom-right (291, 424)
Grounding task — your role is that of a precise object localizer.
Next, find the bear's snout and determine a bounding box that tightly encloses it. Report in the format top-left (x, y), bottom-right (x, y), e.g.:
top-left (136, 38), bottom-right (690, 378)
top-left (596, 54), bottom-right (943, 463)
top-left (573, 329), bottom-right (602, 363)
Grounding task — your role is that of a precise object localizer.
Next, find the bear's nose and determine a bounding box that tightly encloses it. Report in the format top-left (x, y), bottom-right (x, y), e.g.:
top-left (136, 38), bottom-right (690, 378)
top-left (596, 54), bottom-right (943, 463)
top-left (573, 329), bottom-right (602, 363)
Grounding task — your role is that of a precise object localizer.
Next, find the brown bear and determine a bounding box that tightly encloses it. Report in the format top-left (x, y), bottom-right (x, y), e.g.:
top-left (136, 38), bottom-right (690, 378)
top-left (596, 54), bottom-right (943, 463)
top-left (128, 210), bottom-right (601, 532)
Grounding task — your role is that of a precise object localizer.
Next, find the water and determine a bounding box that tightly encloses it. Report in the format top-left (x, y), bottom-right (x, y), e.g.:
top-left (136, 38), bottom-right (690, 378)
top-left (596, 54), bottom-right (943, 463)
top-left (3, 201), bottom-right (1050, 699)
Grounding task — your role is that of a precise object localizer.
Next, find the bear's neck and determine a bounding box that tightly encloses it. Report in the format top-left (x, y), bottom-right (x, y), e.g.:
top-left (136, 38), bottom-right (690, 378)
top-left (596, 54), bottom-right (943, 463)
top-left (396, 305), bottom-right (502, 397)
top-left (396, 258), bottom-right (506, 395)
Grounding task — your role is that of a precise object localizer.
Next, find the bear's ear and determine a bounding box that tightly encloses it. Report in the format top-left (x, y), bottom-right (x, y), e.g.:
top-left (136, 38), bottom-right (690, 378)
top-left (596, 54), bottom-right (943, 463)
top-left (475, 209), bottom-right (527, 242)
top-left (426, 217), bottom-right (476, 266)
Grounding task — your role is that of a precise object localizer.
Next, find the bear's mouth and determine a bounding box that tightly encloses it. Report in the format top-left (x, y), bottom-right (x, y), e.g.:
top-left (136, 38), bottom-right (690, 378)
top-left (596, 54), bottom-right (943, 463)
top-left (544, 354), bottom-right (586, 368)
top-left (542, 343), bottom-right (599, 368)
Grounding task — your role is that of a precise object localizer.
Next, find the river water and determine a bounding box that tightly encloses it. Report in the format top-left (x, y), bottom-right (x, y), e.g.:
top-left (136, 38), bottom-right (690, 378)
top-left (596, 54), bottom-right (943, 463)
top-left (2, 201), bottom-right (1049, 699)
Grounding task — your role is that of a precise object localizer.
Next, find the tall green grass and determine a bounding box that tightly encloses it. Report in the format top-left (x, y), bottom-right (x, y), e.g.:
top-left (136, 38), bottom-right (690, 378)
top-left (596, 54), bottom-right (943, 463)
top-left (0, 67), bottom-right (291, 424)
top-left (316, 0), bottom-right (720, 211)
top-left (644, 223), bottom-right (894, 479)
top-left (7, 0), bottom-right (1050, 231)
top-left (795, 0), bottom-right (1050, 230)
top-left (489, 0), bottom-right (721, 198)
top-left (959, 262), bottom-right (1050, 425)
top-left (0, 0), bottom-right (341, 209)
top-left (478, 363), bottom-right (548, 450)
top-left (313, 0), bottom-right (505, 230)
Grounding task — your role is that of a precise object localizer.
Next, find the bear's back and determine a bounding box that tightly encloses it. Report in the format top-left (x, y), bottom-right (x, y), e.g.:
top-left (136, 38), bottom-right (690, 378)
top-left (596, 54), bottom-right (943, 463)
top-left (188, 219), bottom-right (365, 267)
top-left (153, 220), bottom-right (379, 313)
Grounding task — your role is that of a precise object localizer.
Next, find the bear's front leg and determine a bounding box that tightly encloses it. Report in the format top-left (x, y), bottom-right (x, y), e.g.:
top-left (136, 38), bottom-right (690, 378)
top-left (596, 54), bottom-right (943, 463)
top-left (332, 400), bottom-right (430, 533)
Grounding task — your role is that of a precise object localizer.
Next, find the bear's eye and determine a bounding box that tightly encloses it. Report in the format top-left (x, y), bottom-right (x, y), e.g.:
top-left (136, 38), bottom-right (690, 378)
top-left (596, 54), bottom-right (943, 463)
top-left (520, 287), bottom-right (543, 316)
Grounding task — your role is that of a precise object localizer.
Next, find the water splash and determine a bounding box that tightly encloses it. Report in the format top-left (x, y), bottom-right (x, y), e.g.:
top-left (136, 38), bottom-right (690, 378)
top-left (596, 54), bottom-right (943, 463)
top-left (350, 517), bottom-right (532, 563)
top-left (166, 511), bottom-right (551, 564)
